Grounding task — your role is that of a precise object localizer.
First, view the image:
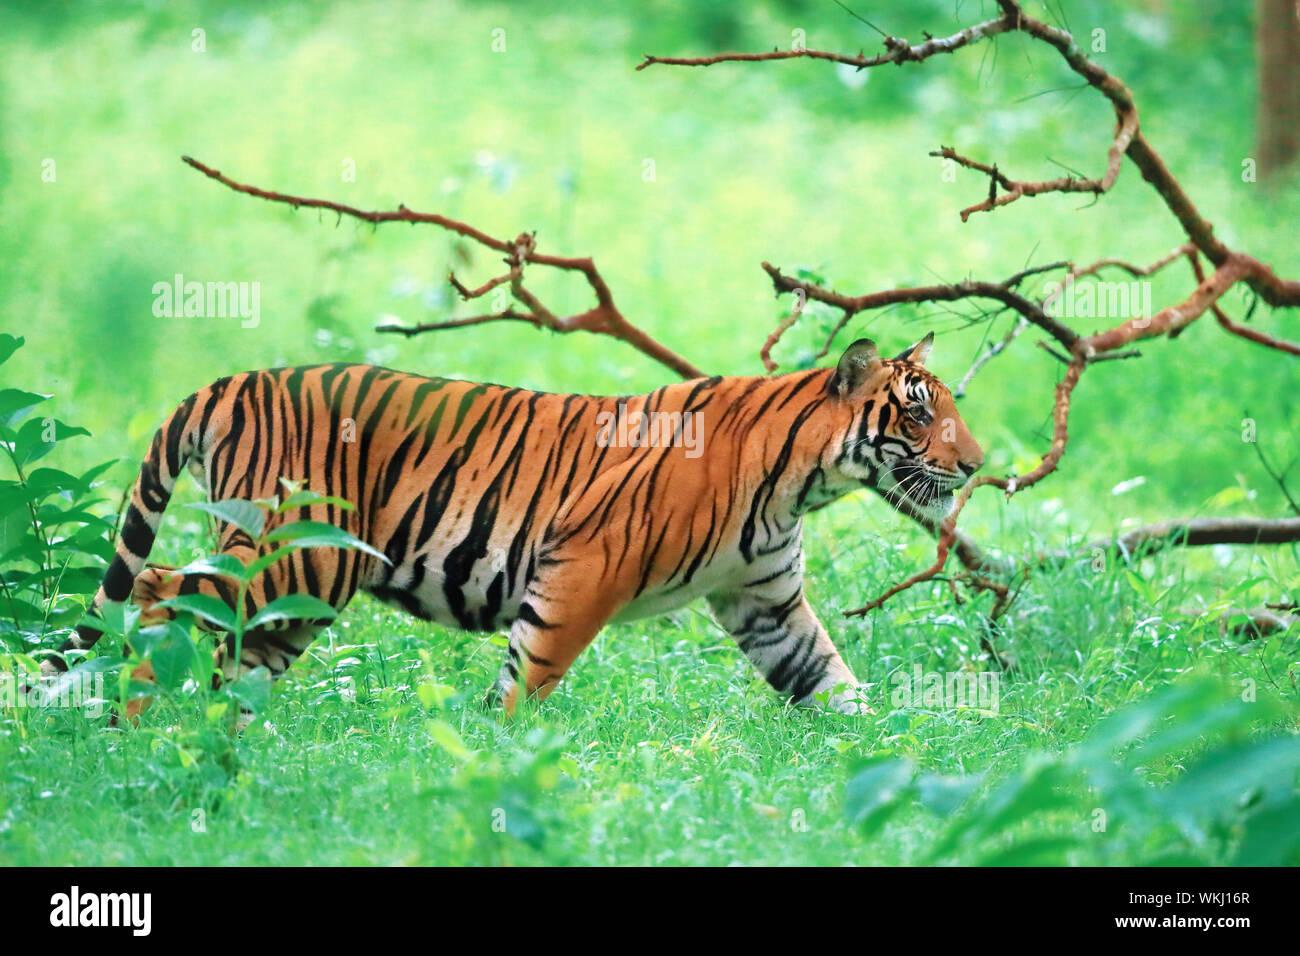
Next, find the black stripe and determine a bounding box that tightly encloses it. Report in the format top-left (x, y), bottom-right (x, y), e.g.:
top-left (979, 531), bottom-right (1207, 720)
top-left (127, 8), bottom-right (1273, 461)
top-left (119, 507), bottom-right (154, 558)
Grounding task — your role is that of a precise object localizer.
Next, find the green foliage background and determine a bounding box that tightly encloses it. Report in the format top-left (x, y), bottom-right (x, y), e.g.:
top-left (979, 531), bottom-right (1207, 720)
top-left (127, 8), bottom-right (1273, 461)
top-left (0, 0), bottom-right (1297, 865)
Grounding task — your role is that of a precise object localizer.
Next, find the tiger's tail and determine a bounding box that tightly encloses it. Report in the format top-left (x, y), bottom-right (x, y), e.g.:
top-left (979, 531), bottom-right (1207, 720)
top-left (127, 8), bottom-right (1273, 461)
top-left (42, 393), bottom-right (204, 675)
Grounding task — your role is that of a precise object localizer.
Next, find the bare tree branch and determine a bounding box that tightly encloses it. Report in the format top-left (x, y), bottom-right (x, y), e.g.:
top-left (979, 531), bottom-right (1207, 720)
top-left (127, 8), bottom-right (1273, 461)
top-left (761, 261), bottom-right (1082, 352)
top-left (953, 317), bottom-right (1028, 399)
top-left (182, 156), bottom-right (706, 380)
top-left (1247, 439), bottom-right (1300, 518)
top-left (931, 129), bottom-right (1135, 221)
top-left (644, 0), bottom-right (1300, 307)
top-left (636, 13), bottom-right (1015, 72)
top-left (1185, 250), bottom-right (1300, 356)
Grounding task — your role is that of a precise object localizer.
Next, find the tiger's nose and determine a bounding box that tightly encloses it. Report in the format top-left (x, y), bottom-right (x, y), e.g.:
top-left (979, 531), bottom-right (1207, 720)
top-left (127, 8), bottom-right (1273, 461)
top-left (958, 452), bottom-right (984, 477)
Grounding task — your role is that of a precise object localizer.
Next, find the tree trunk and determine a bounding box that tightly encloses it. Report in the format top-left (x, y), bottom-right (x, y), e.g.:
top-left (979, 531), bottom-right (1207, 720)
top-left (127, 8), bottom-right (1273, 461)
top-left (1257, 0), bottom-right (1300, 178)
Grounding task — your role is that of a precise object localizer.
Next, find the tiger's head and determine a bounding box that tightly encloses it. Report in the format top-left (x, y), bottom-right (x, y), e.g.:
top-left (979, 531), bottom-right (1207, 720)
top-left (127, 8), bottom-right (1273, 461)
top-left (826, 332), bottom-right (984, 519)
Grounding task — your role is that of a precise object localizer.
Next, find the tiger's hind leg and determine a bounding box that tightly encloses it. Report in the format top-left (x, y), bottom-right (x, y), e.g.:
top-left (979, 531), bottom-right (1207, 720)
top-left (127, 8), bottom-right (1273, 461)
top-left (121, 543), bottom-right (361, 722)
top-left (117, 563), bottom-right (202, 723)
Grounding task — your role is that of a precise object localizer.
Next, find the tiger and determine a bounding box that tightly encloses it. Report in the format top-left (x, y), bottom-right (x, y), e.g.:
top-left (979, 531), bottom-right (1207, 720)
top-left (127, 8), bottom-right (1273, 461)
top-left (41, 332), bottom-right (983, 716)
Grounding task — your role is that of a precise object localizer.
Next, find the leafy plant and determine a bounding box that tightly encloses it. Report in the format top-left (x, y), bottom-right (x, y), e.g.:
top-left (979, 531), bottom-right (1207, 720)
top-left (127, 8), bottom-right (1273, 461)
top-left (57, 480), bottom-right (389, 732)
top-left (845, 675), bottom-right (1300, 865)
top-left (423, 715), bottom-right (573, 863)
top-left (8, 470), bottom-right (387, 740)
top-left (0, 332), bottom-right (117, 669)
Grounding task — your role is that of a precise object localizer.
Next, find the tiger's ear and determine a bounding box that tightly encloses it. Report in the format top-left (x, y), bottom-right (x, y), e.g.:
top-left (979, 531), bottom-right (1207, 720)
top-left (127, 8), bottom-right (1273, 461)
top-left (894, 331), bottom-right (934, 366)
top-left (830, 338), bottom-right (882, 397)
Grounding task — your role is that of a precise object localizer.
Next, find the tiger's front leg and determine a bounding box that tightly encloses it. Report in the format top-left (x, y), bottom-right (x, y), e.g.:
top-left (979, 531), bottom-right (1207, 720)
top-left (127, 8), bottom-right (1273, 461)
top-left (707, 576), bottom-right (866, 715)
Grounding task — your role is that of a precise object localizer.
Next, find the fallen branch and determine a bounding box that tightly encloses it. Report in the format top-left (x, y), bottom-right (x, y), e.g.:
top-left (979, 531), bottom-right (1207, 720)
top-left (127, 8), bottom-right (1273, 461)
top-left (1042, 517), bottom-right (1300, 564)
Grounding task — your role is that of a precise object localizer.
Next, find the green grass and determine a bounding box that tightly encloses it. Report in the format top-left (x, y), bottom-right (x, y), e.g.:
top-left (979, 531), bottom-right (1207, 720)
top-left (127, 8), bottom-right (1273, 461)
top-left (4, 480), bottom-right (1296, 865)
top-left (1, 0), bottom-right (1298, 865)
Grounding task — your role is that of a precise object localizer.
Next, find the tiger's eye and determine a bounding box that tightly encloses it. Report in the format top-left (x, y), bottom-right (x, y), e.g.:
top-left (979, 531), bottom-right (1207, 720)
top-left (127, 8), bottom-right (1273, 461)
top-left (907, 405), bottom-right (932, 425)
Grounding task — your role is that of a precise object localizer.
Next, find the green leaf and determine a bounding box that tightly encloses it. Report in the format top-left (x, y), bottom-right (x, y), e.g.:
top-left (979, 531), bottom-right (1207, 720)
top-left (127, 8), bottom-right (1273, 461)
top-left (0, 389), bottom-right (48, 430)
top-left (1073, 678), bottom-right (1222, 768)
top-left (226, 666), bottom-right (272, 713)
top-left (23, 468), bottom-right (76, 496)
top-left (916, 770), bottom-right (984, 816)
top-left (969, 760), bottom-right (1076, 836)
top-left (205, 700), bottom-right (229, 723)
top-left (1203, 486), bottom-right (1248, 510)
top-left (242, 545), bottom-right (299, 581)
top-left (36, 501), bottom-right (108, 529)
top-left (0, 482), bottom-right (30, 519)
top-left (925, 759), bottom-right (1075, 863)
top-left (1126, 699), bottom-right (1257, 770)
top-left (1125, 569), bottom-right (1156, 605)
top-left (173, 553), bottom-right (249, 583)
top-left (844, 756), bottom-right (915, 836)
top-left (30, 565), bottom-right (101, 596)
top-left (150, 623), bottom-right (196, 690)
top-left (0, 334), bottom-right (24, 367)
top-left (101, 601), bottom-right (141, 638)
top-left (190, 631), bottom-right (217, 689)
top-left (188, 499), bottom-right (266, 539)
top-left (262, 520), bottom-right (389, 563)
top-left (246, 594), bottom-right (338, 630)
top-left (127, 622), bottom-right (173, 660)
top-left (1139, 849), bottom-right (1211, 867)
top-left (156, 594), bottom-right (236, 631)
top-left (978, 836), bottom-right (1078, 866)
top-left (428, 718), bottom-right (472, 761)
top-left (496, 790), bottom-right (545, 848)
top-left (1233, 798), bottom-right (1300, 866)
top-left (37, 655), bottom-right (122, 707)
top-left (2, 652), bottom-right (41, 675)
top-left (0, 594), bottom-right (47, 624)
top-left (0, 537), bottom-right (46, 569)
top-left (277, 487), bottom-right (356, 513)
top-left (1162, 736), bottom-right (1300, 820)
top-left (416, 681), bottom-right (455, 710)
top-left (12, 417), bottom-right (91, 467)
top-left (73, 459), bottom-right (118, 492)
